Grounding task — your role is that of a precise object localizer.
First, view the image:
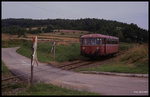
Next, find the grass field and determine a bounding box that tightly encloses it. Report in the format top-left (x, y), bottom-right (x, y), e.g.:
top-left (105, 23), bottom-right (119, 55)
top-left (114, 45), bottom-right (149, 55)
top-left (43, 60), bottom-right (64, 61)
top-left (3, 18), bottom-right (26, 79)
top-left (76, 61), bottom-right (148, 74)
top-left (2, 39), bottom-right (85, 62)
top-left (2, 39), bottom-right (134, 62)
top-left (15, 41), bottom-right (85, 62)
top-left (2, 39), bottom-right (148, 74)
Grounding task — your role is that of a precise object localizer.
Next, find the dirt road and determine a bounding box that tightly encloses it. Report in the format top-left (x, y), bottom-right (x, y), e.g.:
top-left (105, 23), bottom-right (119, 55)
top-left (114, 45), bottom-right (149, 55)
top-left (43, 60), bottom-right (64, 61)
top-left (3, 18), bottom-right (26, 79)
top-left (2, 47), bottom-right (148, 95)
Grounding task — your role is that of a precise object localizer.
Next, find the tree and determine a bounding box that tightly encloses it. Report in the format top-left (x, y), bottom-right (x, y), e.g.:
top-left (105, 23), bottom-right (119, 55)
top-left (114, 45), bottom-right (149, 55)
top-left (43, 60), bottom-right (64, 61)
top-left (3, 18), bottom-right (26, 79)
top-left (44, 25), bottom-right (54, 33)
top-left (2, 18), bottom-right (148, 43)
top-left (2, 26), bottom-right (26, 37)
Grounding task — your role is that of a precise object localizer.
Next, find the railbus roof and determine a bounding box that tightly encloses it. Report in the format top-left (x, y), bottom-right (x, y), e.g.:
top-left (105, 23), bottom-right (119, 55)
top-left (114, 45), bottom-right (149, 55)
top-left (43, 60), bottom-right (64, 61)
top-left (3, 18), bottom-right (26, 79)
top-left (81, 34), bottom-right (119, 40)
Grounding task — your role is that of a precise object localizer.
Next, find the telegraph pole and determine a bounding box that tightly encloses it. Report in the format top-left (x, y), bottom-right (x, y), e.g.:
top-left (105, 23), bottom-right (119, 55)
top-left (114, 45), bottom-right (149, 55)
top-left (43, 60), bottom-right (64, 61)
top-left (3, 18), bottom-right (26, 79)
top-left (31, 36), bottom-right (38, 86)
top-left (31, 42), bottom-right (33, 86)
top-left (31, 61), bottom-right (33, 85)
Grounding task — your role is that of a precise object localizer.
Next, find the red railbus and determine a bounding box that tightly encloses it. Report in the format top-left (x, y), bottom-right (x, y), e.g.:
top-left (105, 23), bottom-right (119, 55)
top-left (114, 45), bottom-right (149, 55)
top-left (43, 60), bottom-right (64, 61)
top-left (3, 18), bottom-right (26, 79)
top-left (80, 34), bottom-right (119, 57)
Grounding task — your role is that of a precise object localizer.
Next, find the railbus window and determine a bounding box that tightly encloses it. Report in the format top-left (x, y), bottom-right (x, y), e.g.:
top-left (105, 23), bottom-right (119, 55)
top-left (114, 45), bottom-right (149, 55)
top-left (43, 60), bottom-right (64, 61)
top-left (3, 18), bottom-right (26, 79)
top-left (82, 38), bottom-right (105, 45)
top-left (112, 39), bottom-right (114, 44)
top-left (86, 38), bottom-right (89, 45)
top-left (101, 38), bottom-right (103, 44)
top-left (82, 38), bottom-right (88, 45)
top-left (99, 38), bottom-right (102, 44)
top-left (96, 38), bottom-right (101, 45)
top-left (114, 39), bottom-right (116, 44)
top-left (91, 38), bottom-right (102, 45)
top-left (107, 38), bottom-right (110, 44)
top-left (91, 38), bottom-right (96, 45)
top-left (102, 38), bottom-right (105, 44)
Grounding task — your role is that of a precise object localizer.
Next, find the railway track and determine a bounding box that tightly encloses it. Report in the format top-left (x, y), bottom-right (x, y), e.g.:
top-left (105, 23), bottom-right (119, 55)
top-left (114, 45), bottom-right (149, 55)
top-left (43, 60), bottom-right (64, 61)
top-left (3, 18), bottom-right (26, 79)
top-left (55, 51), bottom-right (125, 70)
top-left (56, 60), bottom-right (95, 70)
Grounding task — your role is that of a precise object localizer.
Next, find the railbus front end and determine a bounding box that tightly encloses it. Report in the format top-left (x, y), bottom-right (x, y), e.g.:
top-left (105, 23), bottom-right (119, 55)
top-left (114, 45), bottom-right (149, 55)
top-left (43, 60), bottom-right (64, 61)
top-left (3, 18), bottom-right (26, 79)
top-left (80, 34), bottom-right (119, 58)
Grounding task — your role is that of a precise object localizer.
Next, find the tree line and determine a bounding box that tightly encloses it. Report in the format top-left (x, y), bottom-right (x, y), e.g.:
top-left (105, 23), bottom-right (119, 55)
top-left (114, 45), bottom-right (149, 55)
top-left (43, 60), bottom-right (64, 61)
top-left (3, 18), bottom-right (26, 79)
top-left (2, 18), bottom-right (148, 43)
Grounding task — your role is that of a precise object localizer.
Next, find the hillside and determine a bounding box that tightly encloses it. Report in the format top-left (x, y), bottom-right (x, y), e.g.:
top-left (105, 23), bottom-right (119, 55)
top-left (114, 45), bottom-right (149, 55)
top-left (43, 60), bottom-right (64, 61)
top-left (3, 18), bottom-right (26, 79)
top-left (2, 18), bottom-right (148, 43)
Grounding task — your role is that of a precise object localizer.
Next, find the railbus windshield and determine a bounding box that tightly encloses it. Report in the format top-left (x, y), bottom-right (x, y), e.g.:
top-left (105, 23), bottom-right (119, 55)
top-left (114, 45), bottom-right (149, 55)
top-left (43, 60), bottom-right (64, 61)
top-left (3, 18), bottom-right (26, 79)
top-left (81, 38), bottom-right (102, 45)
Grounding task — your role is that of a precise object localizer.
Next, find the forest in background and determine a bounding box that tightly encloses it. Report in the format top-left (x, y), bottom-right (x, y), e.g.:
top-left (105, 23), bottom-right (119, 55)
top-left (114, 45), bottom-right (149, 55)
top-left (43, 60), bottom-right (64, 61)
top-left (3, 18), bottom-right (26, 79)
top-left (2, 18), bottom-right (148, 43)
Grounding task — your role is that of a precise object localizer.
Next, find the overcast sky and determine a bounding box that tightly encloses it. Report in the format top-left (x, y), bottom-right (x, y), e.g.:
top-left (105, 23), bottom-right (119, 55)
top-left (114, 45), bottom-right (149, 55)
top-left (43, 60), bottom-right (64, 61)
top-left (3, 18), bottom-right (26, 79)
top-left (2, 1), bottom-right (149, 30)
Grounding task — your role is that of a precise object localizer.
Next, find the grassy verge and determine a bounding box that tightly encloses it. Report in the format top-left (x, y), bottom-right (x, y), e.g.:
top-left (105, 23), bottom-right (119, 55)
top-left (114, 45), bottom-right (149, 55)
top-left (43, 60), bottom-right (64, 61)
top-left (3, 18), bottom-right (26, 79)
top-left (19, 82), bottom-right (99, 96)
top-left (2, 39), bottom-right (133, 63)
top-left (119, 42), bottom-right (136, 51)
top-left (16, 41), bottom-right (85, 62)
top-left (3, 39), bottom-right (148, 74)
top-left (55, 43), bottom-right (84, 62)
top-left (77, 61), bottom-right (148, 74)
top-left (77, 44), bottom-right (148, 74)
top-left (2, 61), bottom-right (10, 75)
top-left (2, 61), bottom-right (25, 95)
top-left (2, 39), bottom-right (85, 62)
top-left (2, 39), bottom-right (27, 48)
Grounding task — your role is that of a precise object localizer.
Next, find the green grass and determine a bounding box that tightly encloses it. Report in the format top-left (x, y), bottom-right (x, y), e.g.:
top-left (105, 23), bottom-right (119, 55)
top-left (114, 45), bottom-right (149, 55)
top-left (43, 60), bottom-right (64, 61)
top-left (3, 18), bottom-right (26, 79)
top-left (16, 41), bottom-right (136, 62)
top-left (2, 39), bottom-right (27, 48)
top-left (2, 61), bottom-right (10, 74)
top-left (19, 82), bottom-right (99, 96)
top-left (2, 39), bottom-right (133, 63)
top-left (77, 61), bottom-right (148, 74)
top-left (1, 61), bottom-right (26, 93)
top-left (16, 41), bottom-right (85, 62)
top-left (2, 39), bottom-right (85, 62)
top-left (3, 82), bottom-right (99, 96)
top-left (119, 42), bottom-right (136, 51)
top-left (2, 82), bottom-right (26, 91)
top-left (2, 39), bottom-right (148, 74)
top-left (55, 43), bottom-right (84, 62)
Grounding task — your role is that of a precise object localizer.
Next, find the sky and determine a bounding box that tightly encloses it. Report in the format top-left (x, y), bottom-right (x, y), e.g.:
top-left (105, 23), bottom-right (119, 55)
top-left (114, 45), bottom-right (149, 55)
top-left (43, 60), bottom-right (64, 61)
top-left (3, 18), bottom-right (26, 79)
top-left (1, 1), bottom-right (149, 30)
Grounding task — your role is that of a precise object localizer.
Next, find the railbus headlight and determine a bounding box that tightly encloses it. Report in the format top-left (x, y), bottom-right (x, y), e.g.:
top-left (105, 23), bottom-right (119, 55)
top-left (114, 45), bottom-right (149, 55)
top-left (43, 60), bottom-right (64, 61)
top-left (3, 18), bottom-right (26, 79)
top-left (96, 47), bottom-right (99, 50)
top-left (82, 47), bottom-right (85, 50)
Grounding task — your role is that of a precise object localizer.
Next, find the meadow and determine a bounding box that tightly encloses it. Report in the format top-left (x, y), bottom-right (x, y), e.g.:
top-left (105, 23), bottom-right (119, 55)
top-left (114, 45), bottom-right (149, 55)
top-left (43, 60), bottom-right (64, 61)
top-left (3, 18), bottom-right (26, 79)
top-left (2, 39), bottom-right (148, 74)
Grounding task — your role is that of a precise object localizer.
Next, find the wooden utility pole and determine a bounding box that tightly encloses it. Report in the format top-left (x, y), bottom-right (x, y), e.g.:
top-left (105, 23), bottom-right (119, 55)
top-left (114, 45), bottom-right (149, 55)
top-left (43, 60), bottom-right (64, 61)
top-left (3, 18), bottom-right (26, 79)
top-left (31, 36), bottom-right (38, 86)
top-left (30, 63), bottom-right (33, 85)
top-left (31, 42), bottom-right (34, 86)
